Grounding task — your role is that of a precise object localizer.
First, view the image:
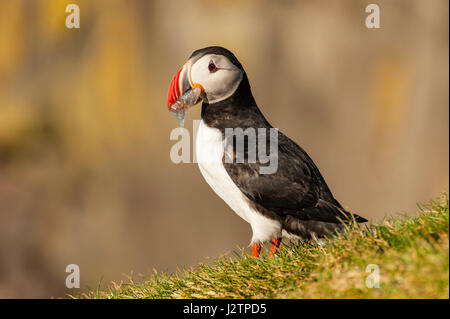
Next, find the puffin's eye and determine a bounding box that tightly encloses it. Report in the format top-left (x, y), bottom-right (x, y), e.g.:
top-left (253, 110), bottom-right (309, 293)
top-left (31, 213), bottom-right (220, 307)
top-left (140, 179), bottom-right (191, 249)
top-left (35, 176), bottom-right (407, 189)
top-left (208, 60), bottom-right (217, 72)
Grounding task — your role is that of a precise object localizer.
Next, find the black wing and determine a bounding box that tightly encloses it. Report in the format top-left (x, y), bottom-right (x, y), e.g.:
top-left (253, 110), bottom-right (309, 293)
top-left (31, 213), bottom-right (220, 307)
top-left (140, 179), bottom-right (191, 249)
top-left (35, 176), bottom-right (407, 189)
top-left (223, 131), bottom-right (367, 223)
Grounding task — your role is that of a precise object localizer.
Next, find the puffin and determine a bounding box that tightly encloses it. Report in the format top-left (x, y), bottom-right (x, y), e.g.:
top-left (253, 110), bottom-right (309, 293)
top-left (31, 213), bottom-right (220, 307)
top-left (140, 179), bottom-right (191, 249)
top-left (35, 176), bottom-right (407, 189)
top-left (167, 46), bottom-right (367, 257)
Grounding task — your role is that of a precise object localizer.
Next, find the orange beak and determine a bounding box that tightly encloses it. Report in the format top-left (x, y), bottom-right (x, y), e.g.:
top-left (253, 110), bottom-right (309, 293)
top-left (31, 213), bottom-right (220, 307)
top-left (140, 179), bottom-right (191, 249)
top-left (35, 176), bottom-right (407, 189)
top-left (167, 62), bottom-right (204, 110)
top-left (167, 66), bottom-right (183, 109)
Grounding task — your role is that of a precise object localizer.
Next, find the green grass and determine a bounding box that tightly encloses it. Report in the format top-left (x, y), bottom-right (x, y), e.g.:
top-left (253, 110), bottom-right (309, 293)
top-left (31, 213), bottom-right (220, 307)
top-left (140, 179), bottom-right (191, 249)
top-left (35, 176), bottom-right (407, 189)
top-left (80, 193), bottom-right (449, 299)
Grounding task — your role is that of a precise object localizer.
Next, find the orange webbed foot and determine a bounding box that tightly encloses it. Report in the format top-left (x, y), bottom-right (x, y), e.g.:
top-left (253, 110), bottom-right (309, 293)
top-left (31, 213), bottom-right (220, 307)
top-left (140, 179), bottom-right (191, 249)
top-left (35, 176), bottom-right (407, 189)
top-left (251, 243), bottom-right (262, 258)
top-left (268, 238), bottom-right (282, 258)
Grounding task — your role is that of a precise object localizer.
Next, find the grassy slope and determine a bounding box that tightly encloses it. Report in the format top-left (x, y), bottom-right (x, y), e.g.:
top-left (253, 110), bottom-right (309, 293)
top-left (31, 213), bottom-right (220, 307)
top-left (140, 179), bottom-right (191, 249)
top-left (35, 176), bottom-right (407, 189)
top-left (81, 194), bottom-right (449, 299)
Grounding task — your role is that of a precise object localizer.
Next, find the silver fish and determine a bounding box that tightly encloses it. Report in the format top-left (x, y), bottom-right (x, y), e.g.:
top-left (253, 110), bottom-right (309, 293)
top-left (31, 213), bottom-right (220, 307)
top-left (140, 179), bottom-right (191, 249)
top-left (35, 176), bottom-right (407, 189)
top-left (173, 108), bottom-right (187, 127)
top-left (170, 86), bottom-right (202, 127)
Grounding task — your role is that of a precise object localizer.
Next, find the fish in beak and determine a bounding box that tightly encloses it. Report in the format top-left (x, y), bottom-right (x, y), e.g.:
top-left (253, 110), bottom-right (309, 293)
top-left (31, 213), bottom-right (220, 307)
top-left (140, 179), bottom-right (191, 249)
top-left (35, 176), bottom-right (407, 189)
top-left (167, 62), bottom-right (204, 127)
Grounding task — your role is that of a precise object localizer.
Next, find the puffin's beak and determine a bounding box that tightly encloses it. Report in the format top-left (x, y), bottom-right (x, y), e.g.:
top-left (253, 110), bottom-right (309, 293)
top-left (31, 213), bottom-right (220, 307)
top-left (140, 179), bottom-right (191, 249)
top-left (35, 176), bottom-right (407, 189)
top-left (167, 62), bottom-right (204, 109)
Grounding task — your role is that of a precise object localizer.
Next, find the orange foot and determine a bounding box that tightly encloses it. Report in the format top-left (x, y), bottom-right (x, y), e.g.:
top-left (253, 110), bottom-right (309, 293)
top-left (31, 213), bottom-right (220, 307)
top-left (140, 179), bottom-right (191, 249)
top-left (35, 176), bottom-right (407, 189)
top-left (251, 243), bottom-right (261, 258)
top-left (268, 238), bottom-right (282, 258)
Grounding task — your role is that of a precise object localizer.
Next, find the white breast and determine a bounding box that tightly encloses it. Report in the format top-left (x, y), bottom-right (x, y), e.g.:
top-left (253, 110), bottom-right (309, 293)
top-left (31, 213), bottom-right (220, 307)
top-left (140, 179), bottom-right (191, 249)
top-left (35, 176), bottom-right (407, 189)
top-left (195, 120), bottom-right (281, 244)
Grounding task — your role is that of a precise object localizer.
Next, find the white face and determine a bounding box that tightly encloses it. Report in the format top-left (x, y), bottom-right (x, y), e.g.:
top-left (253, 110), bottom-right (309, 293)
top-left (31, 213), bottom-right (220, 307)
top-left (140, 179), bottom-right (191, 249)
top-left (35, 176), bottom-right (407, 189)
top-left (189, 54), bottom-right (243, 104)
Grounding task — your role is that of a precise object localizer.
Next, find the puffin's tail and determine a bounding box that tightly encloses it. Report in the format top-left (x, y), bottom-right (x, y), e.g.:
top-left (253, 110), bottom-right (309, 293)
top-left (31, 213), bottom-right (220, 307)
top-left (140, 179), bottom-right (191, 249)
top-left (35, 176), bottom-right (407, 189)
top-left (298, 199), bottom-right (368, 224)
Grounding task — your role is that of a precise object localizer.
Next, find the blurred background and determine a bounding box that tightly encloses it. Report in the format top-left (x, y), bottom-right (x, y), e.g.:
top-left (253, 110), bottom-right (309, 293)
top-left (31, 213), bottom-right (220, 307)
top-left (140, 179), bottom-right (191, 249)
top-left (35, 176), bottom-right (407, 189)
top-left (0, 0), bottom-right (448, 298)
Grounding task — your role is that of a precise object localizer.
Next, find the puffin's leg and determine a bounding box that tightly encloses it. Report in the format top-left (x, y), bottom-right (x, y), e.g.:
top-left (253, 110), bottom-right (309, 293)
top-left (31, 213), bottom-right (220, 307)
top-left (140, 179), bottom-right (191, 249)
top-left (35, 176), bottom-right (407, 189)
top-left (268, 238), bottom-right (282, 258)
top-left (251, 244), bottom-right (262, 258)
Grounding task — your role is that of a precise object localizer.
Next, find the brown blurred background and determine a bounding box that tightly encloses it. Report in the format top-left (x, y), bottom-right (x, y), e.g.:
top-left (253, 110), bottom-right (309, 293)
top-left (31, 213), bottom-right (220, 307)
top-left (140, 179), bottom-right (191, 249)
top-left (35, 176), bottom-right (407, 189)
top-left (0, 0), bottom-right (448, 298)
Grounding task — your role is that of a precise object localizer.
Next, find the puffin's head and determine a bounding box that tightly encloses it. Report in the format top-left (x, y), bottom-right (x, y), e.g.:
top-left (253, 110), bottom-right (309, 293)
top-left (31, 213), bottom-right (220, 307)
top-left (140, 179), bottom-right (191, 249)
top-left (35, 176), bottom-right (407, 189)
top-left (167, 46), bottom-right (245, 108)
